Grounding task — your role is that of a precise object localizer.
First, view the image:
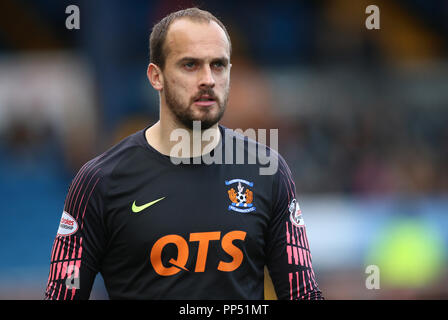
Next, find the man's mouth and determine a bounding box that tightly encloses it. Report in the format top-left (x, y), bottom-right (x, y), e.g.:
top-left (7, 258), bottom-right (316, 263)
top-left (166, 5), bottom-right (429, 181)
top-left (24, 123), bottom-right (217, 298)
top-left (194, 95), bottom-right (216, 107)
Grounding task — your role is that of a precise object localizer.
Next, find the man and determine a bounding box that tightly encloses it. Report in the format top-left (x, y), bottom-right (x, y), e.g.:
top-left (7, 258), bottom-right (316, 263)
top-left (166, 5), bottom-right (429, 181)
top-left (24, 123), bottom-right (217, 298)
top-left (45, 7), bottom-right (323, 300)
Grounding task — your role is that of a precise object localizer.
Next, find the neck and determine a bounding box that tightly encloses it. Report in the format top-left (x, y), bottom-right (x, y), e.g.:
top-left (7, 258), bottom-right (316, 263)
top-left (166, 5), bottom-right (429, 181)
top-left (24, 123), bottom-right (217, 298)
top-left (145, 108), bottom-right (221, 158)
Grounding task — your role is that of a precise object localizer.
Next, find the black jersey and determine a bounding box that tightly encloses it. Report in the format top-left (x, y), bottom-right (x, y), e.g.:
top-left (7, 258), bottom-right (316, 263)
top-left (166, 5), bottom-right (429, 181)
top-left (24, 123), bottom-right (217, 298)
top-left (44, 125), bottom-right (323, 300)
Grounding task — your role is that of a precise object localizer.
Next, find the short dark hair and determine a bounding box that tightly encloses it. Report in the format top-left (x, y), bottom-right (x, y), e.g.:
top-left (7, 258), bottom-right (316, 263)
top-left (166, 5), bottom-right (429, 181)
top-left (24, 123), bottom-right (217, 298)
top-left (149, 7), bottom-right (232, 70)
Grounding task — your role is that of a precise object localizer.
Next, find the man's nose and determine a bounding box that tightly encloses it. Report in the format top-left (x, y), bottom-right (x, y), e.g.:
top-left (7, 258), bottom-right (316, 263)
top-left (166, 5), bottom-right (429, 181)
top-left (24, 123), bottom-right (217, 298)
top-left (199, 65), bottom-right (215, 88)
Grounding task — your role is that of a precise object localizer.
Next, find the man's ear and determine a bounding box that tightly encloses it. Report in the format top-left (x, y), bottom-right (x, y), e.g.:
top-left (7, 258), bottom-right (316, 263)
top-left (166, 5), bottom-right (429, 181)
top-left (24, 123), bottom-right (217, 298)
top-left (147, 63), bottom-right (164, 91)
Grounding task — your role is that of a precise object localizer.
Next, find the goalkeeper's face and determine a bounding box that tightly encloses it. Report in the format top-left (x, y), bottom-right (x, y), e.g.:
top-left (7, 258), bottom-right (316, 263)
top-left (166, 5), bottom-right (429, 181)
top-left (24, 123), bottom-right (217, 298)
top-left (157, 18), bottom-right (232, 130)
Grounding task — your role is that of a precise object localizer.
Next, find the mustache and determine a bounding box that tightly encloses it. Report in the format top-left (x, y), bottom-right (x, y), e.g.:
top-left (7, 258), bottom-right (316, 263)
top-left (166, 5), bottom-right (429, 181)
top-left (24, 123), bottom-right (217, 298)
top-left (192, 89), bottom-right (219, 102)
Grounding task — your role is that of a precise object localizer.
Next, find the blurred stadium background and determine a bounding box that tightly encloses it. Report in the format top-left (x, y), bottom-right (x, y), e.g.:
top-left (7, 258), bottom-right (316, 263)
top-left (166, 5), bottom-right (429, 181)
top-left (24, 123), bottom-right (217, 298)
top-left (0, 0), bottom-right (447, 299)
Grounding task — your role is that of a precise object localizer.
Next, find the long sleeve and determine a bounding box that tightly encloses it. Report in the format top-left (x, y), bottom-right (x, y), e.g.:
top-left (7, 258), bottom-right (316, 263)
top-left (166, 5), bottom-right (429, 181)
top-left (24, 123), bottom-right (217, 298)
top-left (45, 159), bottom-right (107, 300)
top-left (265, 155), bottom-right (323, 300)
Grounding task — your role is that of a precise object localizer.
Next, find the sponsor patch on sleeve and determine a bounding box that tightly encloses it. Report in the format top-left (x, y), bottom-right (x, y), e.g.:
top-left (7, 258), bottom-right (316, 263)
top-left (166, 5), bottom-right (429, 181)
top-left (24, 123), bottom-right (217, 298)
top-left (57, 211), bottom-right (79, 236)
top-left (288, 198), bottom-right (305, 228)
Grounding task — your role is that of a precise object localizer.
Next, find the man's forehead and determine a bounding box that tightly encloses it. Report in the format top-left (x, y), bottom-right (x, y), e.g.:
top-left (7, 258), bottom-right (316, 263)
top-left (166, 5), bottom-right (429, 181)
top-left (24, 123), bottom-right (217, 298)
top-left (164, 18), bottom-right (230, 59)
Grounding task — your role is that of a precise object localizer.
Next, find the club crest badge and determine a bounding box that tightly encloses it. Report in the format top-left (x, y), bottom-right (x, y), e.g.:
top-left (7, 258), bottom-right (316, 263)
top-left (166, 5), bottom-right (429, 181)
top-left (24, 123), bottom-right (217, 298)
top-left (289, 198), bottom-right (305, 227)
top-left (225, 179), bottom-right (256, 213)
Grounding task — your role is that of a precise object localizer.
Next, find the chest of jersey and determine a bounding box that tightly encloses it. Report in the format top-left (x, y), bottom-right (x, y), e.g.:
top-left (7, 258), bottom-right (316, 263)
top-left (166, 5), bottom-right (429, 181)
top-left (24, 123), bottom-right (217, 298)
top-left (103, 159), bottom-right (273, 278)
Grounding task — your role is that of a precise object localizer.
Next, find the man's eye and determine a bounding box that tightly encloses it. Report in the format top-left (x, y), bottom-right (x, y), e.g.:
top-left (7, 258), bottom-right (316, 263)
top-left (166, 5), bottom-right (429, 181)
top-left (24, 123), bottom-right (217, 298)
top-left (212, 62), bottom-right (224, 68)
top-left (184, 62), bottom-right (196, 69)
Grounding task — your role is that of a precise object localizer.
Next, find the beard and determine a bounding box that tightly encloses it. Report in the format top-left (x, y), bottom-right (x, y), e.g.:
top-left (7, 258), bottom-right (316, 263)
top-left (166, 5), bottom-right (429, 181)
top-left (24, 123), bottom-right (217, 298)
top-left (164, 80), bottom-right (228, 130)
